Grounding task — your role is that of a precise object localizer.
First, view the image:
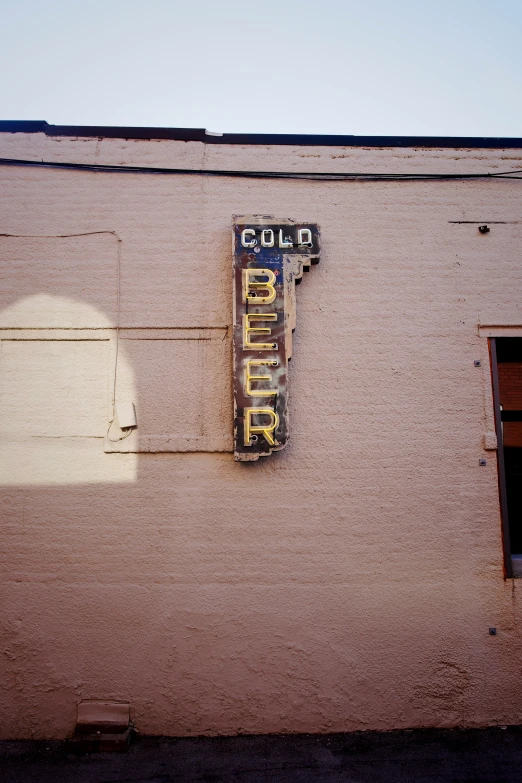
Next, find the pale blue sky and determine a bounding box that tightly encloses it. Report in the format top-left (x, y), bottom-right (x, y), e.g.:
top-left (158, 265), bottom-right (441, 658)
top-left (1, 0), bottom-right (521, 136)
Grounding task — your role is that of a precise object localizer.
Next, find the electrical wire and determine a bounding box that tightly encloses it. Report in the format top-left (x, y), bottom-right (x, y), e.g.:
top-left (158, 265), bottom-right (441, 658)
top-left (106, 419), bottom-right (134, 443)
top-left (1, 157), bottom-right (521, 181)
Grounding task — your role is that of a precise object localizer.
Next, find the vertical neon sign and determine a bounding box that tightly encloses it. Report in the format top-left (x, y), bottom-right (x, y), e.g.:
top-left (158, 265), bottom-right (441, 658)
top-left (233, 216), bottom-right (320, 461)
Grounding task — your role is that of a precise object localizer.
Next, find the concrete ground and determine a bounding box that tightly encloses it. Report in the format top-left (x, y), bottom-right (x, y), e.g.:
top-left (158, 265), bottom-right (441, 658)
top-left (2, 728), bottom-right (522, 783)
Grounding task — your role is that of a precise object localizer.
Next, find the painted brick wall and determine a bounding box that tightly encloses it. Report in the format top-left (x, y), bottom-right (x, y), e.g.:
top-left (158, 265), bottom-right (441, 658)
top-left (1, 131), bottom-right (522, 740)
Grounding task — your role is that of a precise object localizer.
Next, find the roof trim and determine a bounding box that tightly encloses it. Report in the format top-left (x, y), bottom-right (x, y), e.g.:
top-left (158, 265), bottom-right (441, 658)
top-left (1, 120), bottom-right (522, 149)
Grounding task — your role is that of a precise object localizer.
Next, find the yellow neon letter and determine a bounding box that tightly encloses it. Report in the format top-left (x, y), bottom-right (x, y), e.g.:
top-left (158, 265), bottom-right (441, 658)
top-left (243, 268), bottom-right (277, 305)
top-left (245, 360), bottom-right (278, 397)
top-left (243, 313), bottom-right (277, 350)
top-left (244, 408), bottom-right (279, 446)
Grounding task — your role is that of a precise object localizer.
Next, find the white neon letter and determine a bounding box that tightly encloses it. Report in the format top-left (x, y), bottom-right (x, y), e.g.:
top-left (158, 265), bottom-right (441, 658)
top-left (261, 229), bottom-right (275, 247)
top-left (298, 228), bottom-right (313, 247)
top-left (241, 229), bottom-right (257, 248)
top-left (278, 229), bottom-right (293, 248)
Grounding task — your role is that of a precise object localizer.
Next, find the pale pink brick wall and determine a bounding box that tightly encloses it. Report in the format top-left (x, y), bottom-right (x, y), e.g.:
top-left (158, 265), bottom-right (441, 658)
top-left (1, 131), bottom-right (522, 738)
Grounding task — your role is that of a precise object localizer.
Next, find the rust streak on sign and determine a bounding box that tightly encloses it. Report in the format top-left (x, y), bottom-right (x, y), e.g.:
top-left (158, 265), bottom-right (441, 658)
top-left (233, 216), bottom-right (320, 461)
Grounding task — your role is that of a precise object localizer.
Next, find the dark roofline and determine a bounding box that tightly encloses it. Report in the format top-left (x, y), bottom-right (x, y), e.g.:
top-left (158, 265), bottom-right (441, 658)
top-left (1, 120), bottom-right (522, 149)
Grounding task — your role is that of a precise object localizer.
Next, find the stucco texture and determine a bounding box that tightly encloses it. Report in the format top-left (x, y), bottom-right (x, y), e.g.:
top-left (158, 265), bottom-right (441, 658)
top-left (1, 131), bottom-right (522, 738)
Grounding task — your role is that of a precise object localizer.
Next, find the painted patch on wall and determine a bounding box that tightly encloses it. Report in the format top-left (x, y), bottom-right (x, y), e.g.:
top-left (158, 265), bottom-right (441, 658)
top-left (232, 215), bottom-right (320, 461)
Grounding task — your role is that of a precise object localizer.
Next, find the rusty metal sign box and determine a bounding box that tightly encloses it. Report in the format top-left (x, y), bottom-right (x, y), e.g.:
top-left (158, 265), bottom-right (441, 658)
top-left (233, 216), bottom-right (320, 461)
